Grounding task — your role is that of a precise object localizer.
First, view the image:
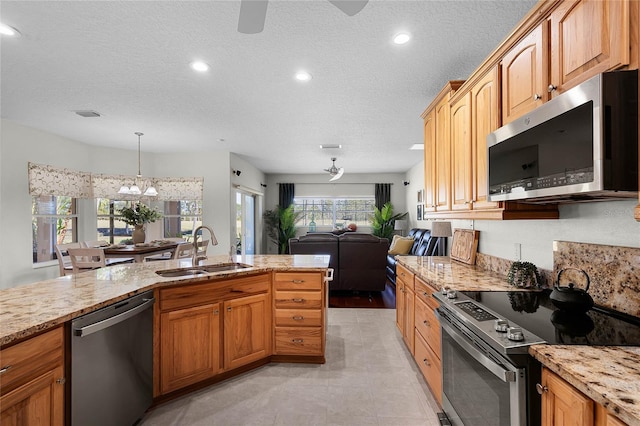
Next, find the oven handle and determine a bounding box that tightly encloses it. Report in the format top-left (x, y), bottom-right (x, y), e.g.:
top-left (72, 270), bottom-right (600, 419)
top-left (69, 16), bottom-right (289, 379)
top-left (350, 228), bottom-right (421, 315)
top-left (438, 310), bottom-right (516, 383)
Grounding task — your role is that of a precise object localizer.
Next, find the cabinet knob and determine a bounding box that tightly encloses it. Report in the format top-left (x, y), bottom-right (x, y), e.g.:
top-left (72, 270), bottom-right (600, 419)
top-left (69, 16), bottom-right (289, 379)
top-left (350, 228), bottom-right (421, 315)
top-left (547, 84), bottom-right (557, 93)
top-left (214, 309), bottom-right (219, 315)
top-left (0, 365), bottom-right (12, 375)
top-left (536, 383), bottom-right (548, 394)
top-left (423, 292), bottom-right (429, 297)
top-left (227, 307), bottom-right (232, 312)
top-left (533, 93), bottom-right (541, 101)
top-left (423, 358), bottom-right (430, 367)
top-left (56, 377), bottom-right (66, 385)
top-left (423, 320), bottom-right (430, 327)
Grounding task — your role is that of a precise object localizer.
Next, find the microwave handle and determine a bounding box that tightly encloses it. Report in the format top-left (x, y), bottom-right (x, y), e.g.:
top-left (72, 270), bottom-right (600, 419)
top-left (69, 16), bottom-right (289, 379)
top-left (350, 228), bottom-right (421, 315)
top-left (439, 313), bottom-right (516, 383)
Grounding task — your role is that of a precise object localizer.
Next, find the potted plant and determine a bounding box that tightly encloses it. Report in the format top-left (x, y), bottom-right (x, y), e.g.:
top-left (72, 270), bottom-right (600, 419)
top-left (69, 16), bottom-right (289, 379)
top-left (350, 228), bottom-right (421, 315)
top-left (263, 204), bottom-right (302, 254)
top-left (507, 261), bottom-right (541, 288)
top-left (371, 202), bottom-right (408, 241)
top-left (118, 203), bottom-right (162, 244)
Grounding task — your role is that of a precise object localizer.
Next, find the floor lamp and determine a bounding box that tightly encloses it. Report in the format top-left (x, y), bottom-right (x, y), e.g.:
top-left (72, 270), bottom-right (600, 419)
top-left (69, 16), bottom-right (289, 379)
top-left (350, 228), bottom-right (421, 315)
top-left (431, 221), bottom-right (452, 256)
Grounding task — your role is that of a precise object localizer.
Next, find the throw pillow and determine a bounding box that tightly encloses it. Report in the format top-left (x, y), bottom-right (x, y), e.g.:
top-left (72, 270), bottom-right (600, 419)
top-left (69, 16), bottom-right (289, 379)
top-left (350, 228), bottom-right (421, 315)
top-left (389, 235), bottom-right (409, 251)
top-left (389, 237), bottom-right (414, 255)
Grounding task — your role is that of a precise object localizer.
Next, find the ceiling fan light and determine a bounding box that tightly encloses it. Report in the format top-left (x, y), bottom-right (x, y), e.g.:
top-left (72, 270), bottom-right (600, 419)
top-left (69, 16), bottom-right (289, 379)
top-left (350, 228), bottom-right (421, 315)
top-left (329, 168), bottom-right (344, 181)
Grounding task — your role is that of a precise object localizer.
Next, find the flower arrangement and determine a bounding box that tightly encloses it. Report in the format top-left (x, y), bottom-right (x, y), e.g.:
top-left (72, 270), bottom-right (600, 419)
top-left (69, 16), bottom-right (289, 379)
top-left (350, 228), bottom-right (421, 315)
top-left (118, 203), bottom-right (162, 226)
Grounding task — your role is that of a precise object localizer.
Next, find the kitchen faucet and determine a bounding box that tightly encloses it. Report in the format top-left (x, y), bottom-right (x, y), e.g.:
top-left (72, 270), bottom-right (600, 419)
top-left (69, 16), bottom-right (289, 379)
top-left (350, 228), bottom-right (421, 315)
top-left (192, 225), bottom-right (219, 265)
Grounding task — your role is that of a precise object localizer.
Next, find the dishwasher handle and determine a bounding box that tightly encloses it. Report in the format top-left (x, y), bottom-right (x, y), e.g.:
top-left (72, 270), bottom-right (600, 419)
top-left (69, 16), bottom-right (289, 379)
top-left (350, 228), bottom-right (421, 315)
top-left (73, 297), bottom-right (155, 337)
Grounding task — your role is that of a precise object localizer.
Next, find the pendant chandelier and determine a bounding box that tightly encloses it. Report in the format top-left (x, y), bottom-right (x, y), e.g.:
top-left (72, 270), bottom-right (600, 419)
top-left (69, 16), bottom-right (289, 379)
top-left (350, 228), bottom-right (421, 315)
top-left (118, 132), bottom-right (158, 197)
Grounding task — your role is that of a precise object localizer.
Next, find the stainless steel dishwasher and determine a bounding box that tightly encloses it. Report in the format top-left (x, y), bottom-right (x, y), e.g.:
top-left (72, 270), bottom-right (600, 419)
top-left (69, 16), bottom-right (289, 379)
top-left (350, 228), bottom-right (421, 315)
top-left (71, 290), bottom-right (154, 426)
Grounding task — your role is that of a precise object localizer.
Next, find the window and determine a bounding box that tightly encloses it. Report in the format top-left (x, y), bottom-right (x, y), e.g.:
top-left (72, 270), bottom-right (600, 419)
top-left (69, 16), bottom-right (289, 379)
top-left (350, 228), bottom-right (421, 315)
top-left (163, 201), bottom-right (202, 240)
top-left (32, 195), bottom-right (77, 264)
top-left (96, 199), bottom-right (136, 244)
top-left (293, 197), bottom-right (375, 229)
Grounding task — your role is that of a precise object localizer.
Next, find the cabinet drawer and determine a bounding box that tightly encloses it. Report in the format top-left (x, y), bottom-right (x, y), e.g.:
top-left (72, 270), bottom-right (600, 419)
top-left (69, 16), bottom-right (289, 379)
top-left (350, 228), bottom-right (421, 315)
top-left (274, 327), bottom-right (322, 355)
top-left (274, 290), bottom-right (322, 309)
top-left (396, 264), bottom-right (414, 291)
top-left (275, 309), bottom-right (322, 327)
top-left (160, 273), bottom-right (269, 311)
top-left (0, 327), bottom-right (64, 395)
top-left (414, 278), bottom-right (439, 309)
top-left (273, 272), bottom-right (322, 291)
top-left (414, 330), bottom-right (442, 405)
top-left (414, 298), bottom-right (441, 358)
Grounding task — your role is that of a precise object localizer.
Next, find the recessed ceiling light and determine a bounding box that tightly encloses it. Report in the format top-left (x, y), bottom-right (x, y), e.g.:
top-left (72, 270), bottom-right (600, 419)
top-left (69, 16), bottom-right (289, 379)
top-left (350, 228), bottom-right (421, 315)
top-left (295, 71), bottom-right (312, 82)
top-left (409, 143), bottom-right (424, 150)
top-left (393, 33), bottom-right (411, 45)
top-left (320, 144), bottom-right (342, 149)
top-left (190, 61), bottom-right (210, 72)
top-left (0, 23), bottom-right (21, 37)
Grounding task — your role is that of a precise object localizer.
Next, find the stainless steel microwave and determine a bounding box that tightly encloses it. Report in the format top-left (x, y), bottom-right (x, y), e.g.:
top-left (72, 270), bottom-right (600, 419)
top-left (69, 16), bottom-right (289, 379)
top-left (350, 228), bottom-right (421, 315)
top-left (487, 70), bottom-right (638, 203)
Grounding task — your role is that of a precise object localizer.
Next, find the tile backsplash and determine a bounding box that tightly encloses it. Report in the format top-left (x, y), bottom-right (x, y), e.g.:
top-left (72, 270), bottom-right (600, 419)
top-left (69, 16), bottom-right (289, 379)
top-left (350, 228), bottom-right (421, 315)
top-left (553, 241), bottom-right (640, 317)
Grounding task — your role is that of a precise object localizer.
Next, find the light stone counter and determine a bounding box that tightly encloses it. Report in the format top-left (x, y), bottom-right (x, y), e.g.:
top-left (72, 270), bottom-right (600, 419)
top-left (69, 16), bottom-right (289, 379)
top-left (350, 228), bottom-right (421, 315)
top-left (529, 345), bottom-right (640, 425)
top-left (0, 254), bottom-right (329, 346)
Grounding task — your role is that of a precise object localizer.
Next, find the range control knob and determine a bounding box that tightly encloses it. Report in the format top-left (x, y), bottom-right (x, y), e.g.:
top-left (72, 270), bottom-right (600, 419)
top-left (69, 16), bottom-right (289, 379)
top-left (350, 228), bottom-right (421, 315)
top-left (494, 319), bottom-right (509, 333)
top-left (507, 327), bottom-right (525, 342)
top-left (446, 290), bottom-right (457, 299)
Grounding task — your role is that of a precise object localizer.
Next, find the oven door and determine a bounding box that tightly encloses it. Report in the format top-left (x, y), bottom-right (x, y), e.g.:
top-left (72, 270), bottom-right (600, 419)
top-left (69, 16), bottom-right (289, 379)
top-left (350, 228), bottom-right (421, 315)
top-left (439, 313), bottom-right (527, 426)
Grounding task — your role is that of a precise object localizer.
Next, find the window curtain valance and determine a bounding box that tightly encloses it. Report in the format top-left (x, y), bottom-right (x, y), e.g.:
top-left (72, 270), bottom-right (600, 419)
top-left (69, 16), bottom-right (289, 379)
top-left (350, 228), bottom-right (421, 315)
top-left (28, 162), bottom-right (204, 201)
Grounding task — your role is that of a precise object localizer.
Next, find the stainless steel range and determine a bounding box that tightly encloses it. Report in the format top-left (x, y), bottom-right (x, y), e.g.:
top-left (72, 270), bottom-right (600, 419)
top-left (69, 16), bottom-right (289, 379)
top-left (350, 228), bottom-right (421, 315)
top-left (433, 288), bottom-right (640, 426)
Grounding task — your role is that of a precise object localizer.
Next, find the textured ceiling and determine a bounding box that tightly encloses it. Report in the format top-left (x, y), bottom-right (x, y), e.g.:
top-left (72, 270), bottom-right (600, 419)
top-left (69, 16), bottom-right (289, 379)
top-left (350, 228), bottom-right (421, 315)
top-left (1, 0), bottom-right (536, 175)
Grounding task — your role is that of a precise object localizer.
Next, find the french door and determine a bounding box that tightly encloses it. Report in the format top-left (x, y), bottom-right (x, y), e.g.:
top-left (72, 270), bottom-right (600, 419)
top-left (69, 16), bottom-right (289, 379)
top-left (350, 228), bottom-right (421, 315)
top-left (235, 191), bottom-right (255, 255)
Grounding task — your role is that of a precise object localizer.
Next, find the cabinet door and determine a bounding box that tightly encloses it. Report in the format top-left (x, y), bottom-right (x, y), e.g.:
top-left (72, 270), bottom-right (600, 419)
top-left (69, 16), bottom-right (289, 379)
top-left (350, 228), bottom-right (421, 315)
top-left (402, 287), bottom-right (415, 355)
top-left (541, 368), bottom-right (594, 426)
top-left (223, 293), bottom-right (271, 370)
top-left (423, 111), bottom-right (437, 212)
top-left (160, 303), bottom-right (221, 394)
top-left (450, 92), bottom-right (473, 211)
top-left (396, 281), bottom-right (405, 332)
top-left (435, 96), bottom-right (452, 211)
top-left (501, 23), bottom-right (548, 124)
top-left (471, 67), bottom-right (501, 210)
top-left (0, 366), bottom-right (64, 426)
top-left (549, 0), bottom-right (630, 96)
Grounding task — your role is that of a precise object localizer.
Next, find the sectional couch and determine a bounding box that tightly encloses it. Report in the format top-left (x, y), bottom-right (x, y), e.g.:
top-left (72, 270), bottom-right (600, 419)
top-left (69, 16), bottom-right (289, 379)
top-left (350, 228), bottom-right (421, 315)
top-left (289, 233), bottom-right (389, 292)
top-left (385, 228), bottom-right (438, 285)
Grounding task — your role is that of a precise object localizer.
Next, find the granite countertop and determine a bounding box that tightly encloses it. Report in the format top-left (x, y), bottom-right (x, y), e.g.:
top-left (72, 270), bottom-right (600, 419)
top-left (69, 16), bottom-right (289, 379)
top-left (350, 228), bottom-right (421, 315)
top-left (0, 254), bottom-right (329, 346)
top-left (530, 345), bottom-right (640, 425)
top-left (395, 256), bottom-right (640, 425)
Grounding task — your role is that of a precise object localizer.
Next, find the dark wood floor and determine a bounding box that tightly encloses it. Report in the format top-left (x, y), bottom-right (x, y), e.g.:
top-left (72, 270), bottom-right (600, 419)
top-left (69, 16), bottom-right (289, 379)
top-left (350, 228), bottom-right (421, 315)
top-left (329, 281), bottom-right (396, 309)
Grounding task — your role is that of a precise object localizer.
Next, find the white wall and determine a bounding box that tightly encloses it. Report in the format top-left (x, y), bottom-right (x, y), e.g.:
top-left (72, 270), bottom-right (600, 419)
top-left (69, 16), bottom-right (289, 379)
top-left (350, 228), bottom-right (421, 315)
top-left (403, 160), bottom-right (640, 270)
top-left (0, 119), bottom-right (264, 288)
top-left (263, 173), bottom-right (407, 253)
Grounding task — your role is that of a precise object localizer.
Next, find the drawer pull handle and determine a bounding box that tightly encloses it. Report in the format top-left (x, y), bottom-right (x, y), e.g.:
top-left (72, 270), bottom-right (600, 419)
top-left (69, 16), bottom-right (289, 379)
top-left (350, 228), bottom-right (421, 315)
top-left (291, 339), bottom-right (304, 344)
top-left (230, 289), bottom-right (244, 293)
top-left (292, 298), bottom-right (305, 303)
top-left (293, 316), bottom-right (304, 320)
top-left (292, 280), bottom-right (305, 284)
top-left (422, 358), bottom-right (430, 367)
top-left (56, 377), bottom-right (66, 385)
top-left (0, 365), bottom-right (11, 374)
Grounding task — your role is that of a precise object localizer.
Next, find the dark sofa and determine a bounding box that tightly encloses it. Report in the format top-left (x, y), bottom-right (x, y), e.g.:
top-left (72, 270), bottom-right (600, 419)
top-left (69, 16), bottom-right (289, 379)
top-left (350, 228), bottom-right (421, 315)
top-left (385, 228), bottom-right (438, 285)
top-left (289, 233), bottom-right (389, 292)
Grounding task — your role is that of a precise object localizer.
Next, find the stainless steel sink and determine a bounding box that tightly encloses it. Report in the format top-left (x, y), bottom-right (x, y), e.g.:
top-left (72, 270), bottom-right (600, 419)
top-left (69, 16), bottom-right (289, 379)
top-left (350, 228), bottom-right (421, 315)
top-left (156, 263), bottom-right (253, 278)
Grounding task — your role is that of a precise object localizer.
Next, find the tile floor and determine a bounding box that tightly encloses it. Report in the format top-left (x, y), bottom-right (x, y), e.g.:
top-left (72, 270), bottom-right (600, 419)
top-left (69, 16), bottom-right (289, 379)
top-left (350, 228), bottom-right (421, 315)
top-left (141, 308), bottom-right (441, 426)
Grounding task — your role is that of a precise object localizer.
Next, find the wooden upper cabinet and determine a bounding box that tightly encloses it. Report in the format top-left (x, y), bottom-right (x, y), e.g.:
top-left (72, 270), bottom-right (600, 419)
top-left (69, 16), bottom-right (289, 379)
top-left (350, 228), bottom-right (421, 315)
top-left (423, 111), bottom-right (437, 212)
top-left (501, 23), bottom-right (548, 124)
top-left (549, 0), bottom-right (630, 96)
top-left (450, 92), bottom-right (472, 211)
top-left (435, 95), bottom-right (453, 211)
top-left (471, 67), bottom-right (501, 210)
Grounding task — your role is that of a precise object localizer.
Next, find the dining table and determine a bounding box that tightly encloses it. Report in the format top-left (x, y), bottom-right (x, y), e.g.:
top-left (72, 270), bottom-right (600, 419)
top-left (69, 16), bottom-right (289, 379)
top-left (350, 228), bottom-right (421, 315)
top-left (103, 241), bottom-right (181, 263)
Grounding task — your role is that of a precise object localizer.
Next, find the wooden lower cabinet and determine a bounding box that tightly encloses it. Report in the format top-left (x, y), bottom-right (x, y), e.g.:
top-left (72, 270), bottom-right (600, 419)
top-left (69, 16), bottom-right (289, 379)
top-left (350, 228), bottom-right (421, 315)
top-left (0, 327), bottom-right (65, 426)
top-left (414, 331), bottom-right (442, 405)
top-left (540, 368), bottom-right (628, 426)
top-left (223, 293), bottom-right (271, 369)
top-left (160, 303), bottom-right (222, 394)
top-left (395, 264), bottom-right (415, 354)
top-left (414, 277), bottom-right (442, 404)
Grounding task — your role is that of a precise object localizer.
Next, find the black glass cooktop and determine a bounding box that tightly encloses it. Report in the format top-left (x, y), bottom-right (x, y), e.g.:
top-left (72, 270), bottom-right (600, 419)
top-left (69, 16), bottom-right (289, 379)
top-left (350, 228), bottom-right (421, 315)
top-left (461, 290), bottom-right (640, 346)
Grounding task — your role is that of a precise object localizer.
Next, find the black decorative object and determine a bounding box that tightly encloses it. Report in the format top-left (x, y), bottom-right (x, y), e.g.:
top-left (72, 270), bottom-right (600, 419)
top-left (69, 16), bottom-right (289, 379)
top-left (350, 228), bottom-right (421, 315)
top-left (550, 268), bottom-right (594, 313)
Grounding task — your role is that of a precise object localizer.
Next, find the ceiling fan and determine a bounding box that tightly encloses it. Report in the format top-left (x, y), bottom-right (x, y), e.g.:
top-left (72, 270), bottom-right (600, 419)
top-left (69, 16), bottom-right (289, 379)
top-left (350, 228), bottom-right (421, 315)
top-left (238, 0), bottom-right (369, 34)
top-left (324, 157), bottom-right (344, 181)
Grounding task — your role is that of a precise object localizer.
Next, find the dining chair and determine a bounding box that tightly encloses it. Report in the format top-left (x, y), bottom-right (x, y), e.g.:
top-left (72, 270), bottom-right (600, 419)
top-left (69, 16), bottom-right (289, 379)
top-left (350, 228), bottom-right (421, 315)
top-left (82, 240), bottom-right (135, 265)
top-left (67, 247), bottom-right (106, 274)
top-left (144, 238), bottom-right (186, 261)
top-left (172, 242), bottom-right (195, 259)
top-left (54, 242), bottom-right (82, 276)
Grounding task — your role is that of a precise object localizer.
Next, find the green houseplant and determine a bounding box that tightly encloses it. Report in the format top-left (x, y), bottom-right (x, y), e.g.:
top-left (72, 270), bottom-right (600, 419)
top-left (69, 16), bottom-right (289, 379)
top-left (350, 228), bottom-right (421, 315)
top-left (263, 204), bottom-right (302, 254)
top-left (118, 203), bottom-right (162, 243)
top-left (507, 261), bottom-right (541, 288)
top-left (371, 202), bottom-right (408, 240)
